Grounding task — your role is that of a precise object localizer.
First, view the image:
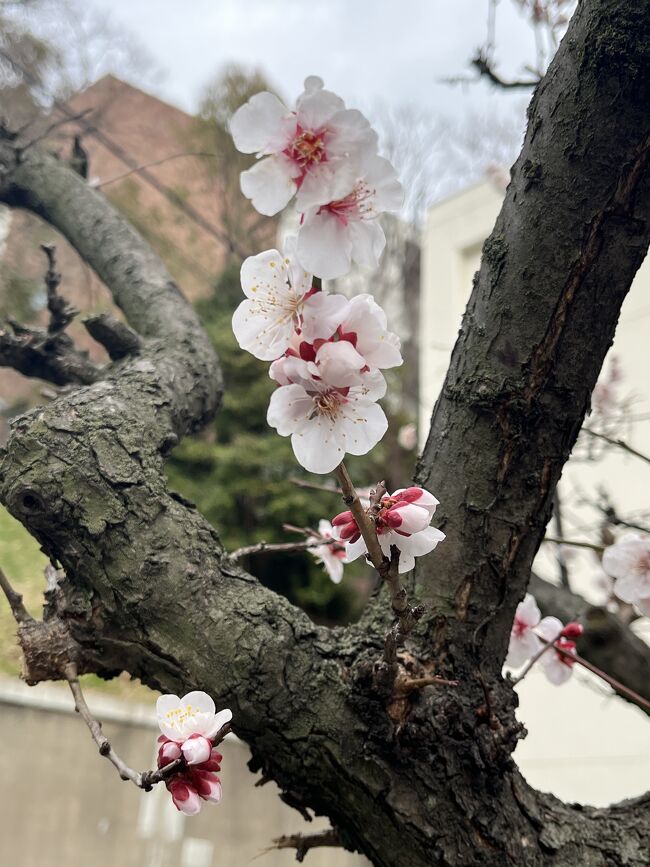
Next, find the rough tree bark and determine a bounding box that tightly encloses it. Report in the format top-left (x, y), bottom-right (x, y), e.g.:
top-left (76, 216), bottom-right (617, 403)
top-left (0, 1), bottom-right (649, 865)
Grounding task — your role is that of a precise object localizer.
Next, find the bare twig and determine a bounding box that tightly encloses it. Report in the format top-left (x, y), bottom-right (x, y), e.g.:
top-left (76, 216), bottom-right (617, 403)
top-left (334, 462), bottom-right (386, 569)
top-left (334, 463), bottom-right (432, 688)
top-left (542, 536), bottom-right (604, 552)
top-left (84, 313), bottom-right (142, 360)
top-left (471, 52), bottom-right (541, 89)
top-left (64, 662), bottom-right (232, 789)
top-left (553, 492), bottom-right (571, 588)
top-left (555, 647), bottom-right (650, 713)
top-left (511, 627), bottom-right (565, 686)
top-left (0, 567), bottom-right (33, 624)
top-left (0, 246), bottom-right (101, 385)
top-left (266, 828), bottom-right (341, 862)
top-left (582, 427), bottom-right (650, 466)
top-left (18, 108), bottom-right (93, 151)
top-left (290, 477), bottom-right (342, 495)
top-left (229, 537), bottom-right (335, 561)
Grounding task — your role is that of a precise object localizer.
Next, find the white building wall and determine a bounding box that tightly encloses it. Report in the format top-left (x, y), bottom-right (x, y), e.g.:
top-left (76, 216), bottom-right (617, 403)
top-left (419, 180), bottom-right (650, 806)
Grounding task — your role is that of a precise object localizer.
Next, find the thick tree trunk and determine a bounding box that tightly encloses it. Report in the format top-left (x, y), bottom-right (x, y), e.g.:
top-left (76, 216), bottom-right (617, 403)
top-left (1, 0), bottom-right (649, 864)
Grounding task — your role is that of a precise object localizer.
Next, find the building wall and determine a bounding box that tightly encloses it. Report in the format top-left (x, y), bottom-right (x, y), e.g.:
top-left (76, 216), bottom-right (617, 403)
top-left (0, 679), bottom-right (368, 867)
top-left (419, 180), bottom-right (650, 806)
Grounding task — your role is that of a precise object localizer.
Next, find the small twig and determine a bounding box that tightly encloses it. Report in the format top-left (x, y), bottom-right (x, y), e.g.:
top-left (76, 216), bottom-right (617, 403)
top-left (555, 647), bottom-right (650, 713)
top-left (64, 661), bottom-right (231, 789)
top-left (553, 492), bottom-right (571, 589)
top-left (41, 244), bottom-right (78, 335)
top-left (542, 536), bottom-right (604, 552)
top-left (334, 462), bottom-right (386, 570)
top-left (0, 567), bottom-right (33, 624)
top-left (84, 313), bottom-right (142, 360)
top-left (229, 537), bottom-right (335, 561)
top-left (582, 427), bottom-right (650, 466)
top-left (266, 828), bottom-right (341, 862)
top-left (471, 52), bottom-right (541, 89)
top-left (18, 108), bottom-right (93, 151)
top-left (290, 477), bottom-right (342, 495)
top-left (511, 628), bottom-right (564, 686)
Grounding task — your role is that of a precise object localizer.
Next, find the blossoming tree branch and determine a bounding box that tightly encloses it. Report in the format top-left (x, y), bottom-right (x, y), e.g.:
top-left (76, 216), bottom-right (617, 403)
top-left (0, 1), bottom-right (649, 864)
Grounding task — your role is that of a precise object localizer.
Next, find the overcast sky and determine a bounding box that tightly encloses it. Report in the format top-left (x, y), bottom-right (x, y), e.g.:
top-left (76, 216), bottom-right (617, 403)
top-left (82, 0), bottom-right (540, 121)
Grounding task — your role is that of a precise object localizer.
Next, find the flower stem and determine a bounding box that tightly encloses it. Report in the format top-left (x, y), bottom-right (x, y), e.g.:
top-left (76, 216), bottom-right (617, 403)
top-left (555, 646), bottom-right (650, 712)
top-left (511, 629), bottom-right (564, 685)
top-left (334, 461), bottom-right (387, 570)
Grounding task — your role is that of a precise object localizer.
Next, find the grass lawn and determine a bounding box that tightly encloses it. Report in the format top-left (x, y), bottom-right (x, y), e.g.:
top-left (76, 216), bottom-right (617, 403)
top-left (0, 506), bottom-right (153, 701)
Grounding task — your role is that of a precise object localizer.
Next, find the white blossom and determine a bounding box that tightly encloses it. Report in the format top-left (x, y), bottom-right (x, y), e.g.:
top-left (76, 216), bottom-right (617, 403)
top-left (602, 533), bottom-right (650, 614)
top-left (297, 154), bottom-right (403, 279)
top-left (230, 76), bottom-right (377, 216)
top-left (267, 362), bottom-right (387, 474)
top-left (156, 691), bottom-right (232, 743)
top-left (307, 519), bottom-right (347, 583)
top-left (232, 240), bottom-right (347, 361)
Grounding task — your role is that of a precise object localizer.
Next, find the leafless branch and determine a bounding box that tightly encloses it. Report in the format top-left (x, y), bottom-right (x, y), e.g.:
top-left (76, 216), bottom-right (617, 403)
top-left (0, 245), bottom-right (102, 385)
top-left (84, 313), bottom-right (142, 360)
top-left (582, 427), bottom-right (650, 466)
top-left (334, 463), bottom-right (433, 690)
top-left (334, 462), bottom-right (386, 569)
top-left (0, 566), bottom-right (33, 624)
top-left (542, 536), bottom-right (604, 552)
top-left (18, 109), bottom-right (93, 152)
top-left (290, 477), bottom-right (341, 495)
top-left (266, 828), bottom-right (341, 862)
top-left (554, 647), bottom-right (650, 713)
top-left (229, 536), bottom-right (335, 561)
top-left (64, 660), bottom-right (232, 790)
top-left (471, 52), bottom-right (541, 89)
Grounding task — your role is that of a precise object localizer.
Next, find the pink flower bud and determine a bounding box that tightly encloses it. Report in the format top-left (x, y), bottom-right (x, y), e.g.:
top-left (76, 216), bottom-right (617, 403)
top-left (168, 779), bottom-right (202, 815)
top-left (561, 622), bottom-right (584, 639)
top-left (332, 510), bottom-right (355, 526)
top-left (198, 748), bottom-right (223, 772)
top-left (192, 770), bottom-right (223, 803)
top-left (181, 734), bottom-right (212, 766)
top-left (158, 739), bottom-right (182, 768)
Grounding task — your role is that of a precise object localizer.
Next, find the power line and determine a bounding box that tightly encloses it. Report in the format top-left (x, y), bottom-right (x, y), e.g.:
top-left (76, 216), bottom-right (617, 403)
top-left (0, 46), bottom-right (249, 261)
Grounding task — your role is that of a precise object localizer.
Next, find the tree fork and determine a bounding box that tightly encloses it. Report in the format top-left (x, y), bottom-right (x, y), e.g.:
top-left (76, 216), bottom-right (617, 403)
top-left (0, 0), bottom-right (649, 864)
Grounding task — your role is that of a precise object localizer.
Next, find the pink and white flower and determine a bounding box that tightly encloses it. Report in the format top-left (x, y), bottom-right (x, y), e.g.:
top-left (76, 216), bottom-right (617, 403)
top-left (602, 533), bottom-right (650, 615)
top-left (156, 691), bottom-right (232, 743)
top-left (333, 487), bottom-right (445, 573)
top-left (167, 778), bottom-right (203, 816)
top-left (232, 241), bottom-right (347, 361)
top-left (180, 734), bottom-right (213, 766)
top-left (536, 618), bottom-right (578, 686)
top-left (297, 154), bottom-right (403, 279)
top-left (230, 76), bottom-right (377, 216)
top-left (307, 519), bottom-right (348, 584)
top-left (506, 594), bottom-right (545, 668)
top-left (267, 364), bottom-right (388, 474)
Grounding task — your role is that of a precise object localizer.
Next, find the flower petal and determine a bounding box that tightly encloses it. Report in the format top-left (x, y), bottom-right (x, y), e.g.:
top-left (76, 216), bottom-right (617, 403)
top-left (297, 210), bottom-right (352, 279)
top-left (240, 156), bottom-right (296, 216)
top-left (230, 91), bottom-right (291, 154)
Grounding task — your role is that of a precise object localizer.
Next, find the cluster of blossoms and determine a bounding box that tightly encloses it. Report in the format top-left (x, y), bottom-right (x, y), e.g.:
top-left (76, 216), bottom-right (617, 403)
top-left (506, 594), bottom-right (583, 685)
top-left (231, 76), bottom-right (403, 279)
top-left (156, 692), bottom-right (232, 816)
top-left (602, 533), bottom-right (650, 615)
top-left (230, 77), bottom-right (444, 576)
top-left (332, 486), bottom-right (445, 574)
top-left (230, 79), bottom-right (405, 475)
